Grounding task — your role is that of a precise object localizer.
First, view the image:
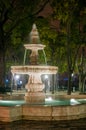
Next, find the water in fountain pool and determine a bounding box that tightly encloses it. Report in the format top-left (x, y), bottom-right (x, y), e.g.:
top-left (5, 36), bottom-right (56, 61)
top-left (0, 98), bottom-right (85, 106)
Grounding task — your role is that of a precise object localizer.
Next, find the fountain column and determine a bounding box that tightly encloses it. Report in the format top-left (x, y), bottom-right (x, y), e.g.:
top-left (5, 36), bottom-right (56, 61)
top-left (24, 24), bottom-right (46, 103)
top-left (25, 73), bottom-right (45, 103)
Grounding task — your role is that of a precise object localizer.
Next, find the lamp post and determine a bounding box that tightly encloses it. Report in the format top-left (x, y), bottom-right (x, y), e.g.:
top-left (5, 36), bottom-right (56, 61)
top-left (71, 73), bottom-right (75, 92)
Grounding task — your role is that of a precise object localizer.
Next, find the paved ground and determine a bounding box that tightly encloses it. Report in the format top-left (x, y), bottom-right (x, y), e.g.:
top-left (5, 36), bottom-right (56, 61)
top-left (0, 119), bottom-right (86, 130)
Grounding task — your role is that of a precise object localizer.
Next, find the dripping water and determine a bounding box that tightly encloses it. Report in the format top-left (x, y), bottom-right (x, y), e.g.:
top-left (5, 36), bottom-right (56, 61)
top-left (42, 49), bottom-right (47, 65)
top-left (23, 49), bottom-right (27, 65)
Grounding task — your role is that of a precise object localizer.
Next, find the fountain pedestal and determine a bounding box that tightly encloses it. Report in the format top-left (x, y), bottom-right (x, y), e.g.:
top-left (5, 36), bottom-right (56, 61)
top-left (25, 92), bottom-right (45, 103)
top-left (24, 73), bottom-right (45, 103)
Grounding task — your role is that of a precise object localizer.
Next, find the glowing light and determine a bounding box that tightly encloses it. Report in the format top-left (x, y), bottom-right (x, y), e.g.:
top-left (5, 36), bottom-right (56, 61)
top-left (16, 105), bottom-right (21, 107)
top-left (71, 73), bottom-right (74, 77)
top-left (15, 75), bottom-right (20, 80)
top-left (45, 75), bottom-right (48, 79)
top-left (70, 99), bottom-right (80, 105)
top-left (45, 97), bottom-right (53, 101)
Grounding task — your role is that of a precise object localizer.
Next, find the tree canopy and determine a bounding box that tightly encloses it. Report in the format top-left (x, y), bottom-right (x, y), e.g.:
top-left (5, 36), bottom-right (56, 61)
top-left (0, 0), bottom-right (86, 95)
top-left (0, 0), bottom-right (50, 85)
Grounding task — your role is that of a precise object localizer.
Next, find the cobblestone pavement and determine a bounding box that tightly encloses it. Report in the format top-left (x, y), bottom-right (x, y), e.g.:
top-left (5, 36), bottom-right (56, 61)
top-left (0, 118), bottom-right (86, 130)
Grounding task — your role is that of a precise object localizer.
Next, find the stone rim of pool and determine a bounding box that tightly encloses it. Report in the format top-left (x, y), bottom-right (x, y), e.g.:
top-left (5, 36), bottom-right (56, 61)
top-left (0, 97), bottom-right (86, 122)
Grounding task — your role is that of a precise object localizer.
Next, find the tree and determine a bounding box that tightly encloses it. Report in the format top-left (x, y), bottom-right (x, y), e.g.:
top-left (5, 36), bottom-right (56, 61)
top-left (0, 0), bottom-right (49, 86)
top-left (78, 47), bottom-right (86, 93)
top-left (50, 0), bottom-right (86, 94)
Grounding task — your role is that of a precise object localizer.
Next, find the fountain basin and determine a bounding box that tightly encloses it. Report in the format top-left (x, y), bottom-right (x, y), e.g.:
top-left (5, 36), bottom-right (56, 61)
top-left (11, 65), bottom-right (58, 74)
top-left (24, 44), bottom-right (45, 50)
top-left (22, 104), bottom-right (86, 121)
top-left (0, 99), bottom-right (86, 122)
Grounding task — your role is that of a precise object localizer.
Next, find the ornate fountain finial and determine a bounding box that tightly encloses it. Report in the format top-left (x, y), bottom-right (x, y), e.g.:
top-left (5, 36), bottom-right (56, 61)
top-left (30, 23), bottom-right (40, 44)
top-left (24, 23), bottom-right (45, 65)
top-left (32, 23), bottom-right (37, 29)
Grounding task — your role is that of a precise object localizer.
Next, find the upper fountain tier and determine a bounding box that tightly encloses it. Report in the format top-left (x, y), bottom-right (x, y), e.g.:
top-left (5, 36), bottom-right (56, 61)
top-left (11, 24), bottom-right (58, 73)
top-left (24, 24), bottom-right (45, 51)
top-left (24, 24), bottom-right (46, 65)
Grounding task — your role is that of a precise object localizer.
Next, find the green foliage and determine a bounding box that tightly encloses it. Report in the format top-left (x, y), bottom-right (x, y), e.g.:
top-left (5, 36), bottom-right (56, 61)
top-left (0, 0), bottom-right (50, 85)
top-left (49, 0), bottom-right (86, 94)
top-left (0, 0), bottom-right (86, 89)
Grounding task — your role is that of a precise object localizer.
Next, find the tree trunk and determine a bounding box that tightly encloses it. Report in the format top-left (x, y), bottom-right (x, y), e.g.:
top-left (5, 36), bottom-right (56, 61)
top-left (67, 70), bottom-right (73, 95)
top-left (78, 47), bottom-right (86, 93)
top-left (0, 23), bottom-right (6, 86)
top-left (0, 52), bottom-right (6, 86)
top-left (79, 73), bottom-right (85, 93)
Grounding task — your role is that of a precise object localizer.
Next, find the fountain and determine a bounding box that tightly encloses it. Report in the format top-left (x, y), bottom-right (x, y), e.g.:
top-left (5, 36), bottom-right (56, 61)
top-left (11, 24), bottom-right (58, 103)
top-left (0, 24), bottom-right (86, 123)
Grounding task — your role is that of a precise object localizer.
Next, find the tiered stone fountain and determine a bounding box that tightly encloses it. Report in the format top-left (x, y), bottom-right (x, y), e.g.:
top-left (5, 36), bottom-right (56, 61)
top-left (0, 24), bottom-right (86, 123)
top-left (11, 24), bottom-right (58, 103)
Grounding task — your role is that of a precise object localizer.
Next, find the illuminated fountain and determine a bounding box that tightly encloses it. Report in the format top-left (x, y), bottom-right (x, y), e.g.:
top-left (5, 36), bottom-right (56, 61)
top-left (0, 24), bottom-right (86, 123)
top-left (11, 24), bottom-right (57, 103)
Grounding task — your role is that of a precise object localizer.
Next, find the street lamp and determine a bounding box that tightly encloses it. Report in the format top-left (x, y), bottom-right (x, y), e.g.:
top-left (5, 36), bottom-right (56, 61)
top-left (71, 73), bottom-right (75, 92)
